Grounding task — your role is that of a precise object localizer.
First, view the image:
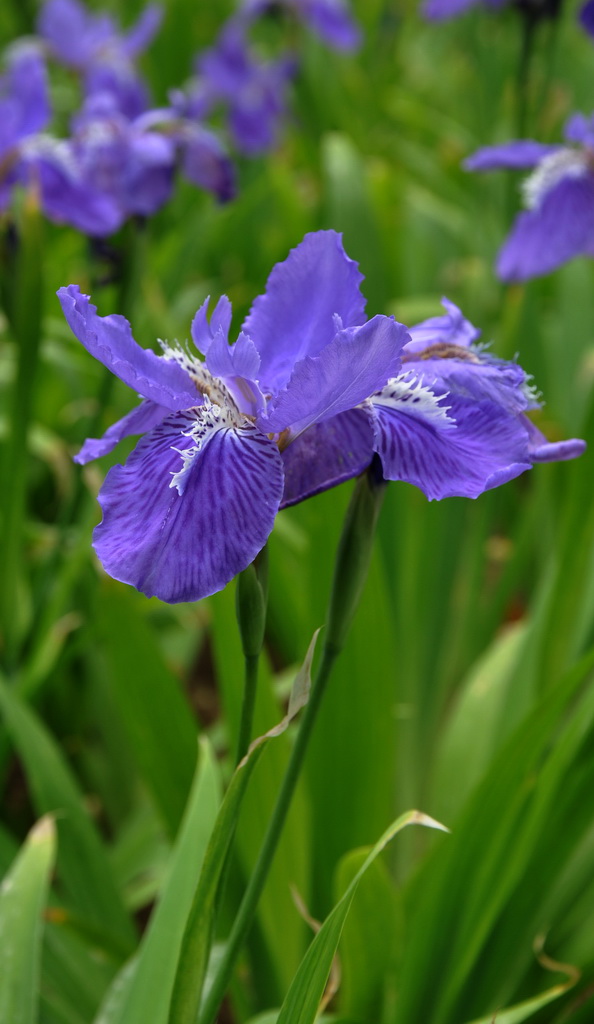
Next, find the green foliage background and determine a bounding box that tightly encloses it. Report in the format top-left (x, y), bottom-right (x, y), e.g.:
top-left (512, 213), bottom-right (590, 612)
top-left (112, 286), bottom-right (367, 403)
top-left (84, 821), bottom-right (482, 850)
top-left (2, 0), bottom-right (594, 1022)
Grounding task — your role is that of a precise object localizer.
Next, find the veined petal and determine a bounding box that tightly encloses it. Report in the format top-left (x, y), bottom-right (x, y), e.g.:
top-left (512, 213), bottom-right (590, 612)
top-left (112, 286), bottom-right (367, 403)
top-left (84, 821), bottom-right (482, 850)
top-left (94, 407), bottom-right (284, 603)
top-left (260, 315), bottom-right (408, 435)
top-left (242, 230), bottom-right (367, 392)
top-left (74, 399), bottom-right (168, 465)
top-left (371, 381), bottom-right (532, 500)
top-left (58, 285), bottom-right (201, 410)
top-left (464, 141), bottom-right (559, 172)
top-left (497, 175), bottom-right (594, 281)
top-left (280, 408), bottom-right (374, 508)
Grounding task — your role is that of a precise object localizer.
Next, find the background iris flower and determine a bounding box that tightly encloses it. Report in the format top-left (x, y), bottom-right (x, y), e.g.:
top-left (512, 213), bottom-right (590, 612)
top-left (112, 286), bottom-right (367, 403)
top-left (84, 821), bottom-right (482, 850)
top-left (466, 113), bottom-right (594, 280)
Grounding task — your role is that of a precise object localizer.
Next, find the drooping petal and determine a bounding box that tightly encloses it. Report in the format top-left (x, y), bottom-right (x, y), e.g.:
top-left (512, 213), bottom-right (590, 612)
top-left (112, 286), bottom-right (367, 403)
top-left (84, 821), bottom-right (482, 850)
top-left (497, 174), bottom-right (594, 281)
top-left (74, 399), bottom-right (169, 465)
top-left (1, 44), bottom-right (51, 148)
top-left (522, 417), bottom-right (586, 462)
top-left (371, 380), bottom-right (532, 499)
top-left (260, 315), bottom-right (407, 434)
top-left (242, 229), bottom-right (367, 392)
top-left (464, 140), bottom-right (559, 172)
top-left (404, 298), bottom-right (481, 353)
top-left (280, 408), bottom-right (374, 508)
top-left (93, 408), bottom-right (284, 602)
top-left (58, 285), bottom-right (201, 410)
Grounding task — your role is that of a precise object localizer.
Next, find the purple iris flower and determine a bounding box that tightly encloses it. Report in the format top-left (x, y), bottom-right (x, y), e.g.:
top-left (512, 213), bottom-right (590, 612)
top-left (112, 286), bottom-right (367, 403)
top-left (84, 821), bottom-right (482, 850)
top-left (57, 231), bottom-right (407, 602)
top-left (240, 0), bottom-right (361, 51)
top-left (65, 92), bottom-right (234, 231)
top-left (58, 233), bottom-right (584, 603)
top-left (0, 44), bottom-right (119, 234)
top-left (422, 0), bottom-right (566, 20)
top-left (38, 0), bottom-right (162, 119)
top-left (38, 0), bottom-right (162, 69)
top-left (465, 113), bottom-right (594, 280)
top-left (379, 299), bottom-right (586, 497)
top-left (196, 18), bottom-right (296, 155)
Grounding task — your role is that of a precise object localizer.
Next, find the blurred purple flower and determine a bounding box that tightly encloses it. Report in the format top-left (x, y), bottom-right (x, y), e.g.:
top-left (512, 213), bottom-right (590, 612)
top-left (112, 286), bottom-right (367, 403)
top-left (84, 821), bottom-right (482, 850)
top-left (196, 18), bottom-right (296, 155)
top-left (38, 0), bottom-right (162, 69)
top-left (38, 0), bottom-right (162, 119)
top-left (58, 231), bottom-right (406, 602)
top-left (0, 43), bottom-right (118, 234)
top-left (465, 113), bottom-right (594, 280)
top-left (241, 0), bottom-right (361, 50)
top-left (421, 0), bottom-right (566, 20)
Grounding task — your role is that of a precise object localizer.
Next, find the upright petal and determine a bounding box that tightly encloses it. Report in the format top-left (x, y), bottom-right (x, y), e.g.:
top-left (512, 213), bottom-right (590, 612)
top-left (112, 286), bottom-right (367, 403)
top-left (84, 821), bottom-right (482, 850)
top-left (299, 0), bottom-right (361, 51)
top-left (190, 295), bottom-right (233, 355)
top-left (404, 298), bottom-right (481, 353)
top-left (93, 409), bottom-right (284, 602)
top-left (74, 399), bottom-right (169, 464)
top-left (371, 380), bottom-right (532, 499)
top-left (497, 175), bottom-right (594, 281)
top-left (242, 230), bottom-right (367, 392)
top-left (280, 408), bottom-right (374, 508)
top-left (464, 140), bottom-right (559, 172)
top-left (260, 315), bottom-right (408, 434)
top-left (124, 4), bottom-right (163, 56)
top-left (58, 286), bottom-right (201, 410)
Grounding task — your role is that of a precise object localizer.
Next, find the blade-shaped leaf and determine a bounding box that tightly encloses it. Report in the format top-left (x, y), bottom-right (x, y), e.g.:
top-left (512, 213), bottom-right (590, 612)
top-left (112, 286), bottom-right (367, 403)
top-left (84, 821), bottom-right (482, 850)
top-left (276, 811), bottom-right (447, 1024)
top-left (94, 737), bottom-right (221, 1024)
top-left (0, 816), bottom-right (56, 1024)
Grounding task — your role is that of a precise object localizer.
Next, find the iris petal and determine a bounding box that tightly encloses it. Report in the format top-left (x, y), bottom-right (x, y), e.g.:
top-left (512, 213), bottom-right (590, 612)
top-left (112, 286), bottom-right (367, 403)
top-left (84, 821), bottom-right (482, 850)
top-left (93, 409), bottom-right (284, 603)
top-left (281, 408), bottom-right (375, 508)
top-left (242, 229), bottom-right (367, 392)
top-left (75, 399), bottom-right (169, 464)
top-left (260, 315), bottom-right (407, 434)
top-left (58, 285), bottom-right (200, 409)
top-left (372, 384), bottom-right (532, 500)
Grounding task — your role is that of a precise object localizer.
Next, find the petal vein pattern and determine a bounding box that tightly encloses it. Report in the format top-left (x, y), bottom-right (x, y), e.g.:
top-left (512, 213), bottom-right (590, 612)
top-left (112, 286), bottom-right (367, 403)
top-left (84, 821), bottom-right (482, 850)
top-left (94, 410), bottom-right (284, 603)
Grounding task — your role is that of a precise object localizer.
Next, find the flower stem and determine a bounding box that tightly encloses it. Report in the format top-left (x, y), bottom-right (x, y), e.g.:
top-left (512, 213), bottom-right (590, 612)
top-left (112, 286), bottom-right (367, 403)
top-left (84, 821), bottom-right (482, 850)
top-left (0, 196), bottom-right (44, 668)
top-left (198, 465), bottom-right (386, 1024)
top-left (234, 546), bottom-right (269, 763)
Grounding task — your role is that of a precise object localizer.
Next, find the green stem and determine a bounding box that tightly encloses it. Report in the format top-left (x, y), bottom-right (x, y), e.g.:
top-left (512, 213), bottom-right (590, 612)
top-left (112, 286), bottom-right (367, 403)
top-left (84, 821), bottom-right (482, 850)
top-left (0, 198), bottom-right (44, 668)
top-left (515, 11), bottom-right (537, 141)
top-left (236, 654), bottom-right (259, 764)
top-left (198, 467), bottom-right (386, 1024)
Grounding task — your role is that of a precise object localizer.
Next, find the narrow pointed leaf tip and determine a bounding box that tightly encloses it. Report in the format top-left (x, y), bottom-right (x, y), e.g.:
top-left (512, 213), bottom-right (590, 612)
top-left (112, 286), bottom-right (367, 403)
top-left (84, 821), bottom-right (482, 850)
top-left (275, 808), bottom-right (448, 1024)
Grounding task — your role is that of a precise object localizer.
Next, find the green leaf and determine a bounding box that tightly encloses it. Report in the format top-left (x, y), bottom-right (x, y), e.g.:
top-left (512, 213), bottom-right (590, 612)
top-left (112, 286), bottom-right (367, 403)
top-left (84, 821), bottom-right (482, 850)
top-left (0, 675), bottom-right (135, 954)
top-left (0, 816), bottom-right (57, 1024)
top-left (95, 584), bottom-right (198, 837)
top-left (94, 737), bottom-right (221, 1024)
top-left (334, 848), bottom-right (402, 1022)
top-left (171, 634), bottom-right (319, 1024)
top-left (276, 811), bottom-right (447, 1024)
